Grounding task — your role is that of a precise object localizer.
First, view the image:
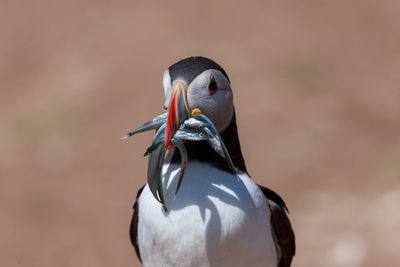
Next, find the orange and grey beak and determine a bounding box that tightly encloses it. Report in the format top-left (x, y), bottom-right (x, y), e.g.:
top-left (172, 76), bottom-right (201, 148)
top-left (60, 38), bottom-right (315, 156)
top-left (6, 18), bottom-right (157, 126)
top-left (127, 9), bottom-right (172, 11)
top-left (165, 81), bottom-right (190, 148)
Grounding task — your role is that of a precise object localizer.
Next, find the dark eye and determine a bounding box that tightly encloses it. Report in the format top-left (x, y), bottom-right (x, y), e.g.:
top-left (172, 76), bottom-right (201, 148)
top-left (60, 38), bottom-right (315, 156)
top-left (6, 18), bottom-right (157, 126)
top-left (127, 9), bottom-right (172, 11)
top-left (208, 79), bottom-right (218, 95)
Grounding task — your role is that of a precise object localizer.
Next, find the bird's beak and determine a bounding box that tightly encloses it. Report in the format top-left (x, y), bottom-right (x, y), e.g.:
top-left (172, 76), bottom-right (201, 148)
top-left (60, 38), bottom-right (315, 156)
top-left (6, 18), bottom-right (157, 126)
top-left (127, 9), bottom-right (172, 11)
top-left (165, 81), bottom-right (190, 148)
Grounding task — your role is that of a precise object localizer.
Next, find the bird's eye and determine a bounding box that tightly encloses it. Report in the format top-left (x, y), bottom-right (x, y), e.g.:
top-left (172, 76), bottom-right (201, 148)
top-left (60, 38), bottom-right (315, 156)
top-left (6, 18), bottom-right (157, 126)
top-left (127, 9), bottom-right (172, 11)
top-left (208, 79), bottom-right (218, 95)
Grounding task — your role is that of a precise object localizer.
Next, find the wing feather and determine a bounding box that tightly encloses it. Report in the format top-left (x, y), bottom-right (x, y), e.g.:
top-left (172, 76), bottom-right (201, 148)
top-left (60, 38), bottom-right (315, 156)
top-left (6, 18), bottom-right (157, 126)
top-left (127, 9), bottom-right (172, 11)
top-left (130, 185), bottom-right (145, 262)
top-left (258, 184), bottom-right (295, 267)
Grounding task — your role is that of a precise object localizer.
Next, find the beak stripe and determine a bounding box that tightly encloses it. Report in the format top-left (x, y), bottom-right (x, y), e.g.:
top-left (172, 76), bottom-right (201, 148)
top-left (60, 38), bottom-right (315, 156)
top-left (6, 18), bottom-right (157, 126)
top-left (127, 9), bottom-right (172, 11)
top-left (165, 89), bottom-right (178, 148)
top-left (164, 81), bottom-right (190, 149)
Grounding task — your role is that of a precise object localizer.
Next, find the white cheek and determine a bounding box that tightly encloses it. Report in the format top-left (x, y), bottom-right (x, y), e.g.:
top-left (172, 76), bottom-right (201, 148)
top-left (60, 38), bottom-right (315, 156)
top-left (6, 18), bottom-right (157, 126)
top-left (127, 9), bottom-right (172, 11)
top-left (188, 89), bottom-right (233, 132)
top-left (162, 69), bottom-right (171, 104)
top-left (187, 87), bottom-right (212, 114)
top-left (187, 69), bottom-right (234, 132)
top-left (213, 90), bottom-right (234, 132)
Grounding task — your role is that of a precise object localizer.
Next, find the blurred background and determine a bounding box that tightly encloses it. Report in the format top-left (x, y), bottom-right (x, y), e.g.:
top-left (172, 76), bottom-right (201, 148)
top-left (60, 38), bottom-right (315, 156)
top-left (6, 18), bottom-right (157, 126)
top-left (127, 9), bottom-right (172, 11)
top-left (1, 1), bottom-right (399, 266)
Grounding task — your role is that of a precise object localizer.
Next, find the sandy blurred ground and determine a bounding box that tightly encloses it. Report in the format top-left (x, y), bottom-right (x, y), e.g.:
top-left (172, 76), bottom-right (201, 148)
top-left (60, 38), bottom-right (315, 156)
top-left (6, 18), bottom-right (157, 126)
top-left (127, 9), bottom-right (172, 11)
top-left (1, 1), bottom-right (399, 266)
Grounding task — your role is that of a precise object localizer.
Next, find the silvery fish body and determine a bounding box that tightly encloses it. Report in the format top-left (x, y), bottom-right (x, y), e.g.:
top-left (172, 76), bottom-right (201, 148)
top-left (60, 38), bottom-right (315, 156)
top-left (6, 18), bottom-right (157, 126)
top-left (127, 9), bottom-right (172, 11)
top-left (124, 113), bottom-right (235, 206)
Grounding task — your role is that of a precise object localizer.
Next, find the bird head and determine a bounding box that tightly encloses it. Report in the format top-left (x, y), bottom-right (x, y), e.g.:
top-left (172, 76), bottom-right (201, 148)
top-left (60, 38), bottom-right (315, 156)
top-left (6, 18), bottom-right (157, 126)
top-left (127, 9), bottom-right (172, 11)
top-left (162, 56), bottom-right (234, 148)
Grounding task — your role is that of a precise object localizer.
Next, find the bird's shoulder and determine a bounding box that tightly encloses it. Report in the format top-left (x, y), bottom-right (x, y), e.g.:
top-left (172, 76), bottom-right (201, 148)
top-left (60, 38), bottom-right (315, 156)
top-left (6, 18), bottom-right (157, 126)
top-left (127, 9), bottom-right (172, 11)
top-left (257, 184), bottom-right (296, 267)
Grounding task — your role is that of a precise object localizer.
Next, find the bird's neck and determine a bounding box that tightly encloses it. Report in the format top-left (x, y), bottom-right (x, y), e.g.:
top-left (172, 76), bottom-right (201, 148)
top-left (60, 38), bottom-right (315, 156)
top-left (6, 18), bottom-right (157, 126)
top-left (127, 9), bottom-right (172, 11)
top-left (170, 112), bottom-right (247, 174)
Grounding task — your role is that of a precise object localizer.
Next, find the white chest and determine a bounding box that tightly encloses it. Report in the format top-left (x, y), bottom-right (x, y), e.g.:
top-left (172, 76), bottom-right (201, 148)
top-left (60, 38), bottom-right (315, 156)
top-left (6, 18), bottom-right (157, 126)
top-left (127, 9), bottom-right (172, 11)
top-left (137, 162), bottom-right (278, 267)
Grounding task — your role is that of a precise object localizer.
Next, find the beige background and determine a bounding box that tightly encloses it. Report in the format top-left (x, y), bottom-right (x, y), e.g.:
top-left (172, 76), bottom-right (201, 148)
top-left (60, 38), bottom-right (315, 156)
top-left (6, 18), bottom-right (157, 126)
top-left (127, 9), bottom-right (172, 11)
top-left (1, 1), bottom-right (399, 266)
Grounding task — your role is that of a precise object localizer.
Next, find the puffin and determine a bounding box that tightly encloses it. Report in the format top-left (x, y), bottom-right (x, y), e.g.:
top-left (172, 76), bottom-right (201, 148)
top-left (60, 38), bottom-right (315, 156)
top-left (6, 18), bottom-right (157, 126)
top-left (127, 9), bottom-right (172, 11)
top-left (129, 56), bottom-right (295, 267)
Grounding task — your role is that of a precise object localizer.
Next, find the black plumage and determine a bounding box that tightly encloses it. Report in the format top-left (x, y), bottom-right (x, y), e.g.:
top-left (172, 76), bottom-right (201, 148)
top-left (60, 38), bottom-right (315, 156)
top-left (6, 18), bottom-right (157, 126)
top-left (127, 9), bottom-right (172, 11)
top-left (168, 56), bottom-right (230, 86)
